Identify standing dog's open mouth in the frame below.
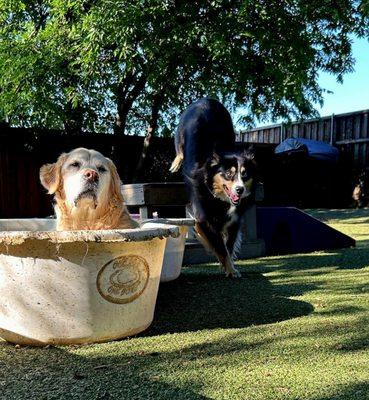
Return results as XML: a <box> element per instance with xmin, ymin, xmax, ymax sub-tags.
<box><xmin>223</xmin><ymin>185</ymin><xmax>240</xmax><ymax>205</ymax></box>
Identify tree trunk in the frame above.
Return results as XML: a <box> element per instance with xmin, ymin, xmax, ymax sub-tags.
<box><xmin>114</xmin><ymin>74</ymin><xmax>146</xmax><ymax>135</ymax></box>
<box><xmin>133</xmin><ymin>94</ymin><xmax>164</xmax><ymax>182</ymax></box>
<box><xmin>113</xmin><ymin>102</ymin><xmax>130</xmax><ymax>135</ymax></box>
<box><xmin>63</xmin><ymin>101</ymin><xmax>84</xmax><ymax>135</ymax></box>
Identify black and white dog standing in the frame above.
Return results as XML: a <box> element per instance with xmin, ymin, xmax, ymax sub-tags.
<box><xmin>170</xmin><ymin>98</ymin><xmax>257</xmax><ymax>277</ymax></box>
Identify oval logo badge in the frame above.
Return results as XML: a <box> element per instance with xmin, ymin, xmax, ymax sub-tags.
<box><xmin>97</xmin><ymin>255</ymin><xmax>150</xmax><ymax>304</ymax></box>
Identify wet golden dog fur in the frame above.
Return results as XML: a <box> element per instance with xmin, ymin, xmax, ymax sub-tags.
<box><xmin>40</xmin><ymin>148</ymin><xmax>138</xmax><ymax>231</ymax></box>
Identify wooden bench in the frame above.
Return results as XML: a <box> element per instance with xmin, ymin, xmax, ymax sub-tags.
<box><xmin>121</xmin><ymin>182</ymin><xmax>188</xmax><ymax>219</ymax></box>
<box><xmin>121</xmin><ymin>182</ymin><xmax>265</xmax><ymax>264</ymax></box>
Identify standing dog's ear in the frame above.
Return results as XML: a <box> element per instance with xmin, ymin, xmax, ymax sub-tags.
<box><xmin>243</xmin><ymin>145</ymin><xmax>262</xmax><ymax>182</ymax></box>
<box><xmin>107</xmin><ymin>158</ymin><xmax>124</xmax><ymax>202</ymax></box>
<box><xmin>242</xmin><ymin>145</ymin><xmax>255</xmax><ymax>161</ymax></box>
<box><xmin>40</xmin><ymin>153</ymin><xmax>67</xmax><ymax>194</ymax></box>
<box><xmin>210</xmin><ymin>152</ymin><xmax>221</xmax><ymax>167</ymax></box>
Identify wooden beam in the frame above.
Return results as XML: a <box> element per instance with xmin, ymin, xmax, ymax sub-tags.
<box><xmin>335</xmin><ymin>138</ymin><xmax>369</xmax><ymax>145</ymax></box>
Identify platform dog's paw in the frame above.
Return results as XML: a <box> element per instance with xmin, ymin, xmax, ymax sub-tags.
<box><xmin>225</xmin><ymin>267</ymin><xmax>242</xmax><ymax>278</ymax></box>
<box><xmin>224</xmin><ymin>259</ymin><xmax>242</xmax><ymax>278</ymax></box>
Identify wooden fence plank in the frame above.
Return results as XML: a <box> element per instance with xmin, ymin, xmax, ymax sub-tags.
<box><xmin>239</xmin><ymin>109</ymin><xmax>369</xmax><ymax>169</ymax></box>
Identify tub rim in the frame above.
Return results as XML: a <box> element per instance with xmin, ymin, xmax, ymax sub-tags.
<box><xmin>142</xmin><ymin>217</ymin><xmax>195</xmax><ymax>226</ymax></box>
<box><xmin>0</xmin><ymin>223</ymin><xmax>179</xmax><ymax>245</ymax></box>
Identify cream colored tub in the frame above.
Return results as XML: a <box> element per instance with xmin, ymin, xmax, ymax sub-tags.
<box><xmin>0</xmin><ymin>219</ymin><xmax>179</xmax><ymax>346</ymax></box>
<box><xmin>143</xmin><ymin>218</ymin><xmax>194</xmax><ymax>282</ymax></box>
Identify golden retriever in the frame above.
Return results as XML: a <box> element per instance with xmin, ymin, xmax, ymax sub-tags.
<box><xmin>40</xmin><ymin>148</ymin><xmax>139</xmax><ymax>230</ymax></box>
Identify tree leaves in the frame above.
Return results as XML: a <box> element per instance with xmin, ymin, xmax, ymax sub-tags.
<box><xmin>0</xmin><ymin>0</ymin><xmax>368</xmax><ymax>133</ymax></box>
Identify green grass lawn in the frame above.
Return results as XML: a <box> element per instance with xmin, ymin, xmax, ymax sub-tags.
<box><xmin>1</xmin><ymin>209</ymin><xmax>369</xmax><ymax>399</ymax></box>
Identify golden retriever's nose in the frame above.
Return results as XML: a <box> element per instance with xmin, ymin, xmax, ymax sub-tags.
<box><xmin>83</xmin><ymin>169</ymin><xmax>99</xmax><ymax>182</ymax></box>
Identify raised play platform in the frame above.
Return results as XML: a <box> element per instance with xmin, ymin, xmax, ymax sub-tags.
<box><xmin>257</xmin><ymin>207</ymin><xmax>355</xmax><ymax>255</ymax></box>
<box><xmin>122</xmin><ymin>183</ymin><xmax>355</xmax><ymax>264</ymax></box>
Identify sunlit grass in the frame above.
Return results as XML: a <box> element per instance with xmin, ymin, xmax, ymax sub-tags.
<box><xmin>1</xmin><ymin>209</ymin><xmax>369</xmax><ymax>399</ymax></box>
<box><xmin>306</xmin><ymin>208</ymin><xmax>369</xmax><ymax>248</ymax></box>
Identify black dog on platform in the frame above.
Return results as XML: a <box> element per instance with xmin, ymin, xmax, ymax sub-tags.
<box><xmin>170</xmin><ymin>98</ymin><xmax>256</xmax><ymax>277</ymax></box>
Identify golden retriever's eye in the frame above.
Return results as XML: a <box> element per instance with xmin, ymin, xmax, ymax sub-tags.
<box><xmin>69</xmin><ymin>161</ymin><xmax>80</xmax><ymax>168</ymax></box>
<box><xmin>97</xmin><ymin>166</ymin><xmax>107</xmax><ymax>173</ymax></box>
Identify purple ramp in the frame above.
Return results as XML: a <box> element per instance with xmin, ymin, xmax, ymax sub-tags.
<box><xmin>257</xmin><ymin>207</ymin><xmax>355</xmax><ymax>255</ymax></box>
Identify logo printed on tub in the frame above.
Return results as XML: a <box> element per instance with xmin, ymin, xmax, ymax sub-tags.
<box><xmin>97</xmin><ymin>255</ymin><xmax>150</xmax><ymax>304</ymax></box>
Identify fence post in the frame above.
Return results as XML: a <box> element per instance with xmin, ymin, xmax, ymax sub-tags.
<box><xmin>330</xmin><ymin>113</ymin><xmax>335</xmax><ymax>145</ymax></box>
<box><xmin>280</xmin><ymin>122</ymin><xmax>284</xmax><ymax>143</ymax></box>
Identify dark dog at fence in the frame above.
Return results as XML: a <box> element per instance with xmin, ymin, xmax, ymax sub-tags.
<box><xmin>352</xmin><ymin>169</ymin><xmax>369</xmax><ymax>208</ymax></box>
<box><xmin>170</xmin><ymin>98</ymin><xmax>256</xmax><ymax>277</ymax></box>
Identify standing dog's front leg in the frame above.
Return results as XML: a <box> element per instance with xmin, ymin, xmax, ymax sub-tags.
<box><xmin>195</xmin><ymin>221</ymin><xmax>241</xmax><ymax>278</ymax></box>
<box><xmin>225</xmin><ymin>221</ymin><xmax>242</xmax><ymax>260</ymax></box>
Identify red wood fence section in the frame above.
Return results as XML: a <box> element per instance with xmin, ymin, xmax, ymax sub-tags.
<box><xmin>0</xmin><ymin>127</ymin><xmax>177</xmax><ymax>218</ymax></box>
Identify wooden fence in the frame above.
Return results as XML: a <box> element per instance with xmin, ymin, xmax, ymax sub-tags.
<box><xmin>237</xmin><ymin>109</ymin><xmax>369</xmax><ymax>167</ymax></box>
<box><xmin>0</xmin><ymin>126</ymin><xmax>178</xmax><ymax>218</ymax></box>
<box><xmin>0</xmin><ymin>117</ymin><xmax>362</xmax><ymax>218</ymax></box>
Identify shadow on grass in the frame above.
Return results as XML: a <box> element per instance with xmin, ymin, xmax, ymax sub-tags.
<box><xmin>333</xmin><ymin>313</ymin><xmax>369</xmax><ymax>353</ymax></box>
<box><xmin>0</xmin><ymin>266</ymin><xmax>315</xmax><ymax>400</ymax></box>
<box><xmin>146</xmin><ymin>271</ymin><xmax>314</xmax><ymax>336</ymax></box>
<box><xmin>314</xmin><ymin>381</ymin><xmax>369</xmax><ymax>400</ymax></box>
<box><xmin>2</xmin><ymin>334</ymin><xmax>369</xmax><ymax>400</ymax></box>
<box><xmin>246</xmin><ymin>246</ymin><xmax>369</xmax><ymax>274</ymax></box>
<box><xmin>0</xmin><ymin>263</ymin><xmax>367</xmax><ymax>400</ymax></box>
<box><xmin>318</xmin><ymin>305</ymin><xmax>366</xmax><ymax>317</ymax></box>
<box><xmin>355</xmin><ymin>239</ymin><xmax>369</xmax><ymax>248</ymax></box>
<box><xmin>305</xmin><ymin>208</ymin><xmax>369</xmax><ymax>223</ymax></box>
<box><xmin>0</xmin><ymin>341</ymin><xmax>211</xmax><ymax>400</ymax></box>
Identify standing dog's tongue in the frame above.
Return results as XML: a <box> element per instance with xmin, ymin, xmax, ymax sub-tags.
<box><xmin>230</xmin><ymin>192</ymin><xmax>240</xmax><ymax>203</ymax></box>
<box><xmin>224</xmin><ymin>186</ymin><xmax>240</xmax><ymax>203</ymax></box>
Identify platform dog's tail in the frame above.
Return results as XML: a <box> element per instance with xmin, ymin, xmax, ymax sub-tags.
<box><xmin>169</xmin><ymin>131</ymin><xmax>184</xmax><ymax>173</ymax></box>
<box><xmin>169</xmin><ymin>153</ymin><xmax>183</xmax><ymax>173</ymax></box>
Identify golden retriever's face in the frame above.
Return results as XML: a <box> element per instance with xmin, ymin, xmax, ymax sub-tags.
<box><xmin>40</xmin><ymin>148</ymin><xmax>121</xmax><ymax>211</ymax></box>
<box><xmin>62</xmin><ymin>148</ymin><xmax>113</xmax><ymax>208</ymax></box>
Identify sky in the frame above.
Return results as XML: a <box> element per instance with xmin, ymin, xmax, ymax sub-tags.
<box><xmin>248</xmin><ymin>36</ymin><xmax>369</xmax><ymax>128</ymax></box>
<box><xmin>317</xmin><ymin>37</ymin><xmax>369</xmax><ymax>117</ymax></box>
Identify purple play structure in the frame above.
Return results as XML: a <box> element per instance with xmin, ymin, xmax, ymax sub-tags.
<box><xmin>257</xmin><ymin>207</ymin><xmax>355</xmax><ymax>255</ymax></box>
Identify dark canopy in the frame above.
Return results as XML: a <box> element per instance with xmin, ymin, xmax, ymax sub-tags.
<box><xmin>275</xmin><ymin>138</ymin><xmax>339</xmax><ymax>162</ymax></box>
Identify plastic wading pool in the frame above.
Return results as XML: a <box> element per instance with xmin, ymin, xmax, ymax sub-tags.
<box><xmin>142</xmin><ymin>218</ymin><xmax>194</xmax><ymax>282</ymax></box>
<box><xmin>0</xmin><ymin>219</ymin><xmax>179</xmax><ymax>346</ymax></box>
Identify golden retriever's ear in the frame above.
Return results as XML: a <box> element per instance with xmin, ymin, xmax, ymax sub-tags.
<box><xmin>107</xmin><ymin>158</ymin><xmax>124</xmax><ymax>201</ymax></box>
<box><xmin>40</xmin><ymin>153</ymin><xmax>67</xmax><ymax>194</ymax></box>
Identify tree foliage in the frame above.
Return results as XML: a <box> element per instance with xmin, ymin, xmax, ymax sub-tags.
<box><xmin>0</xmin><ymin>0</ymin><xmax>368</xmax><ymax>134</ymax></box>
